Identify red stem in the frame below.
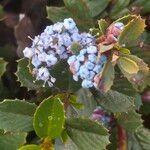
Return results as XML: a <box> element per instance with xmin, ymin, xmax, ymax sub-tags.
<box><xmin>117</xmin><ymin>125</ymin><xmax>127</xmax><ymax>150</ymax></box>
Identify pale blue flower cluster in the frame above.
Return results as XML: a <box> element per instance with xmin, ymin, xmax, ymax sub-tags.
<box><xmin>23</xmin><ymin>18</ymin><xmax>96</xmax><ymax>87</ymax></box>
<box><xmin>67</xmin><ymin>46</ymin><xmax>107</xmax><ymax>88</ymax></box>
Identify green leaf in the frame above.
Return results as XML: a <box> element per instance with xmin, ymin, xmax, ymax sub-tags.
<box><xmin>66</xmin><ymin>118</ymin><xmax>108</xmax><ymax>135</ymax></box>
<box><xmin>98</xmin><ymin>60</ymin><xmax>115</xmax><ymax>93</ymax></box>
<box><xmin>66</xmin><ymin>125</ymin><xmax>110</xmax><ymax>150</ymax></box>
<box><xmin>85</xmin><ymin>0</ymin><xmax>110</xmax><ymax>17</ymax></box>
<box><xmin>114</xmin><ymin>15</ymin><xmax>137</xmax><ymax>25</ymax></box>
<box><xmin>135</xmin><ymin>126</ymin><xmax>150</xmax><ymax>150</ymax></box>
<box><xmin>112</xmin><ymin>72</ymin><xmax>137</xmax><ymax>96</ymax></box>
<box><xmin>110</xmin><ymin>0</ymin><xmax>130</xmax><ymax>19</ymax></box>
<box><xmin>51</xmin><ymin>60</ymin><xmax>80</xmax><ymax>92</ymax></box>
<box><xmin>118</xmin><ymin>56</ymin><xmax>139</xmax><ymax>74</ymax></box>
<box><xmin>0</xmin><ymin>99</ymin><xmax>36</xmax><ymax>132</ymax></box>
<box><xmin>118</xmin><ymin>16</ymin><xmax>145</xmax><ymax>46</ymax></box>
<box><xmin>75</xmin><ymin>88</ymin><xmax>97</xmax><ymax>117</ymax></box>
<box><xmin>63</xmin><ymin>0</ymin><xmax>93</xmax><ymax>30</ymax></box>
<box><xmin>98</xmin><ymin>19</ymin><xmax>109</xmax><ymax>34</ymax></box>
<box><xmin>117</xmin><ymin>111</ymin><xmax>142</xmax><ymax>132</ymax></box>
<box><xmin>0</xmin><ymin>132</ymin><xmax>26</xmax><ymax>150</ymax></box>
<box><xmin>46</xmin><ymin>7</ymin><xmax>71</xmax><ymax>23</ymax></box>
<box><xmin>0</xmin><ymin>58</ymin><xmax>7</xmax><ymax>76</ymax></box>
<box><xmin>18</xmin><ymin>145</ymin><xmax>41</xmax><ymax>150</ymax></box>
<box><xmin>128</xmin><ymin>126</ymin><xmax>150</xmax><ymax>150</ymax></box>
<box><xmin>118</xmin><ymin>55</ymin><xmax>150</xmax><ymax>92</ymax></box>
<box><xmin>33</xmin><ymin>97</ymin><xmax>65</xmax><ymax>139</ymax></box>
<box><xmin>16</xmin><ymin>58</ymin><xmax>45</xmax><ymax>90</ymax></box>
<box><xmin>95</xmin><ymin>90</ymin><xmax>134</xmax><ymax>113</ymax></box>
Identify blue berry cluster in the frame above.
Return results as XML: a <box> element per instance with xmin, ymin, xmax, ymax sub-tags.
<box><xmin>67</xmin><ymin>46</ymin><xmax>107</xmax><ymax>88</ymax></box>
<box><xmin>23</xmin><ymin>18</ymin><xmax>95</xmax><ymax>87</ymax></box>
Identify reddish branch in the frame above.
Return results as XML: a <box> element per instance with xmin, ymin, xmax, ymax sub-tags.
<box><xmin>117</xmin><ymin>125</ymin><xmax>127</xmax><ymax>150</ymax></box>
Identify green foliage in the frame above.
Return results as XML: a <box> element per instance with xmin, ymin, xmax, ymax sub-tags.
<box><xmin>51</xmin><ymin>61</ymin><xmax>80</xmax><ymax>92</ymax></box>
<box><xmin>66</xmin><ymin>118</ymin><xmax>108</xmax><ymax>135</ymax></box>
<box><xmin>98</xmin><ymin>60</ymin><xmax>115</xmax><ymax>93</ymax></box>
<box><xmin>117</xmin><ymin>110</ymin><xmax>142</xmax><ymax>132</ymax></box>
<box><xmin>75</xmin><ymin>88</ymin><xmax>96</xmax><ymax>117</ymax></box>
<box><xmin>66</xmin><ymin>118</ymin><xmax>110</xmax><ymax>150</ymax></box>
<box><xmin>18</xmin><ymin>145</ymin><xmax>41</xmax><ymax>150</ymax></box>
<box><xmin>0</xmin><ymin>132</ymin><xmax>27</xmax><ymax>150</ymax></box>
<box><xmin>95</xmin><ymin>90</ymin><xmax>134</xmax><ymax>112</ymax></box>
<box><xmin>110</xmin><ymin>0</ymin><xmax>130</xmax><ymax>19</ymax></box>
<box><xmin>118</xmin><ymin>55</ymin><xmax>149</xmax><ymax>92</ymax></box>
<box><xmin>16</xmin><ymin>59</ymin><xmax>45</xmax><ymax>90</ymax></box>
<box><xmin>118</xmin><ymin>16</ymin><xmax>145</xmax><ymax>46</ymax></box>
<box><xmin>128</xmin><ymin>126</ymin><xmax>150</xmax><ymax>150</ymax></box>
<box><xmin>85</xmin><ymin>0</ymin><xmax>110</xmax><ymax>17</ymax></box>
<box><xmin>118</xmin><ymin>56</ymin><xmax>139</xmax><ymax>74</ymax></box>
<box><xmin>98</xmin><ymin>19</ymin><xmax>109</xmax><ymax>34</ymax></box>
<box><xmin>33</xmin><ymin>97</ymin><xmax>65</xmax><ymax>139</ymax></box>
<box><xmin>0</xmin><ymin>1</ymin><xmax>150</xmax><ymax>149</ymax></box>
<box><xmin>47</xmin><ymin>7</ymin><xmax>70</xmax><ymax>23</ymax></box>
<box><xmin>0</xmin><ymin>99</ymin><xmax>36</xmax><ymax>132</ymax></box>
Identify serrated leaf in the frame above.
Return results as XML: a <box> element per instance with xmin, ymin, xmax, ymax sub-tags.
<box><xmin>118</xmin><ymin>55</ymin><xmax>150</xmax><ymax>91</ymax></box>
<box><xmin>0</xmin><ymin>99</ymin><xmax>36</xmax><ymax>132</ymax></box>
<box><xmin>135</xmin><ymin>126</ymin><xmax>150</xmax><ymax>150</ymax></box>
<box><xmin>112</xmin><ymin>72</ymin><xmax>137</xmax><ymax>96</ymax></box>
<box><xmin>33</xmin><ymin>97</ymin><xmax>65</xmax><ymax>139</ymax></box>
<box><xmin>0</xmin><ymin>132</ymin><xmax>26</xmax><ymax>150</ymax></box>
<box><xmin>18</xmin><ymin>145</ymin><xmax>41</xmax><ymax>150</ymax></box>
<box><xmin>118</xmin><ymin>16</ymin><xmax>145</xmax><ymax>46</ymax></box>
<box><xmin>98</xmin><ymin>60</ymin><xmax>115</xmax><ymax>93</ymax></box>
<box><xmin>16</xmin><ymin>58</ymin><xmax>45</xmax><ymax>90</ymax></box>
<box><xmin>118</xmin><ymin>56</ymin><xmax>139</xmax><ymax>74</ymax></box>
<box><xmin>75</xmin><ymin>88</ymin><xmax>97</xmax><ymax>117</ymax></box>
<box><xmin>98</xmin><ymin>19</ymin><xmax>109</xmax><ymax>34</ymax></box>
<box><xmin>85</xmin><ymin>0</ymin><xmax>110</xmax><ymax>17</ymax></box>
<box><xmin>114</xmin><ymin>15</ymin><xmax>137</xmax><ymax>25</ymax></box>
<box><xmin>0</xmin><ymin>58</ymin><xmax>7</xmax><ymax>76</ymax></box>
<box><xmin>66</xmin><ymin>127</ymin><xmax>110</xmax><ymax>150</ymax></box>
<box><xmin>128</xmin><ymin>126</ymin><xmax>150</xmax><ymax>150</ymax></box>
<box><xmin>47</xmin><ymin>7</ymin><xmax>71</xmax><ymax>23</ymax></box>
<box><xmin>66</xmin><ymin>118</ymin><xmax>108</xmax><ymax>135</ymax></box>
<box><xmin>117</xmin><ymin>111</ymin><xmax>142</xmax><ymax>132</ymax></box>
<box><xmin>63</xmin><ymin>0</ymin><xmax>93</xmax><ymax>30</ymax></box>
<box><xmin>95</xmin><ymin>90</ymin><xmax>134</xmax><ymax>113</ymax></box>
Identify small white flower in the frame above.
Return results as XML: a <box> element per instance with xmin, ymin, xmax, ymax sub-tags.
<box><xmin>38</xmin><ymin>52</ymin><xmax>47</xmax><ymax>62</ymax></box>
<box><xmin>63</xmin><ymin>18</ymin><xmax>76</xmax><ymax>30</ymax></box>
<box><xmin>31</xmin><ymin>55</ymin><xmax>41</xmax><ymax>68</ymax></box>
<box><xmin>37</xmin><ymin>67</ymin><xmax>50</xmax><ymax>81</ymax></box>
<box><xmin>53</xmin><ymin>22</ymin><xmax>64</xmax><ymax>33</ymax></box>
<box><xmin>87</xmin><ymin>46</ymin><xmax>97</xmax><ymax>54</ymax></box>
<box><xmin>44</xmin><ymin>25</ymin><xmax>53</xmax><ymax>35</ymax></box>
<box><xmin>23</xmin><ymin>47</ymin><xmax>34</xmax><ymax>58</ymax></box>
<box><xmin>46</xmin><ymin>54</ymin><xmax>58</xmax><ymax>66</ymax></box>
